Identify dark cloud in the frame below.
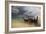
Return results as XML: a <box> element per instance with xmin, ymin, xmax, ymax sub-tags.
<box><xmin>11</xmin><ymin>6</ymin><xmax>41</xmax><ymax>19</ymax></box>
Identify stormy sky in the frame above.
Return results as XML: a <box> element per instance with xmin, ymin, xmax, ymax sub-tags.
<box><xmin>11</xmin><ymin>6</ymin><xmax>41</xmax><ymax>19</ymax></box>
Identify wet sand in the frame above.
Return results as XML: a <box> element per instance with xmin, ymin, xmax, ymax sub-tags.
<box><xmin>11</xmin><ymin>19</ymin><xmax>40</xmax><ymax>28</ymax></box>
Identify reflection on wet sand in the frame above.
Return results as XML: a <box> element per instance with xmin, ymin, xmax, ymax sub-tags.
<box><xmin>11</xmin><ymin>17</ymin><xmax>40</xmax><ymax>28</ymax></box>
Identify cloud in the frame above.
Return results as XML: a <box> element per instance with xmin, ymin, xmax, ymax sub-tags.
<box><xmin>23</xmin><ymin>6</ymin><xmax>41</xmax><ymax>17</ymax></box>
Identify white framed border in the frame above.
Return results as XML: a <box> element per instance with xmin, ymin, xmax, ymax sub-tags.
<box><xmin>9</xmin><ymin>3</ymin><xmax>43</xmax><ymax>32</ymax></box>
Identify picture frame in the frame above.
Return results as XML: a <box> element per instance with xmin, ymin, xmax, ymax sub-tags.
<box><xmin>5</xmin><ymin>1</ymin><xmax>45</xmax><ymax>34</ymax></box>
